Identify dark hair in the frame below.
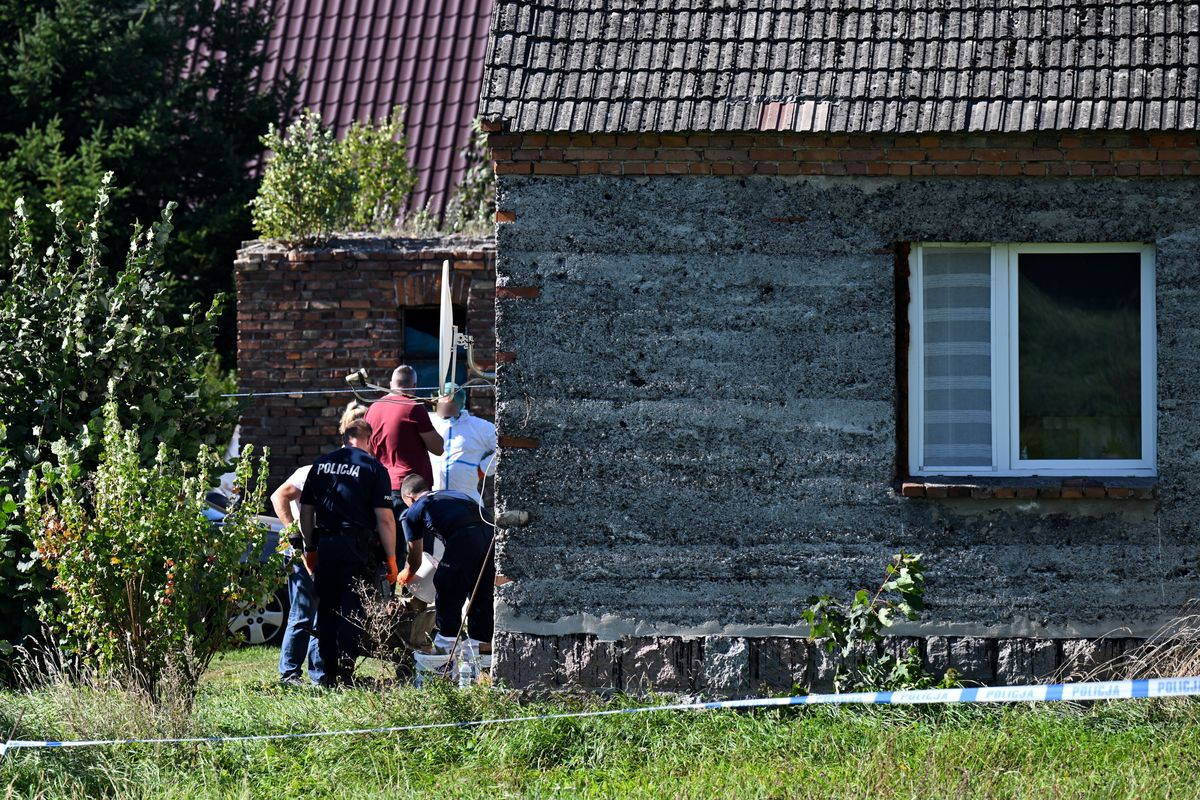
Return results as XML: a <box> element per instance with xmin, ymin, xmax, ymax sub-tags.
<box><xmin>342</xmin><ymin>418</ymin><xmax>373</xmax><ymax>443</ymax></box>
<box><xmin>401</xmin><ymin>473</ymin><xmax>429</xmax><ymax>497</ymax></box>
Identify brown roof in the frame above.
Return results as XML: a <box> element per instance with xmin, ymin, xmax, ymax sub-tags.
<box><xmin>260</xmin><ymin>0</ymin><xmax>494</xmax><ymax>216</ymax></box>
<box><xmin>482</xmin><ymin>0</ymin><xmax>1200</xmax><ymax>134</ymax></box>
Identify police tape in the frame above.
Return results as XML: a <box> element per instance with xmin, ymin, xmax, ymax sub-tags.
<box><xmin>4</xmin><ymin>675</ymin><xmax>1200</xmax><ymax>759</ymax></box>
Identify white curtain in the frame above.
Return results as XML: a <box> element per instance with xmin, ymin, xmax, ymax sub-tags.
<box><xmin>922</xmin><ymin>249</ymin><xmax>993</xmax><ymax>468</ymax></box>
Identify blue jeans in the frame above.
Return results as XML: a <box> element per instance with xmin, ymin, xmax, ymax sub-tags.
<box><xmin>279</xmin><ymin>559</ymin><xmax>324</xmax><ymax>684</ymax></box>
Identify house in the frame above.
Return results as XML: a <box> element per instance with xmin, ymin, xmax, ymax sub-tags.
<box><xmin>481</xmin><ymin>0</ymin><xmax>1200</xmax><ymax>693</ymax></box>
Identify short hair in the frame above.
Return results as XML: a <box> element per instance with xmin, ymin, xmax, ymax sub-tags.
<box><xmin>342</xmin><ymin>418</ymin><xmax>373</xmax><ymax>443</ymax></box>
<box><xmin>400</xmin><ymin>473</ymin><xmax>429</xmax><ymax>497</ymax></box>
<box><xmin>338</xmin><ymin>401</ymin><xmax>367</xmax><ymax>434</ymax></box>
<box><xmin>390</xmin><ymin>365</ymin><xmax>417</xmax><ymax>390</ymax></box>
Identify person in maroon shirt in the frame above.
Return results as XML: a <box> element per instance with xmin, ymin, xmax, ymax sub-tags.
<box><xmin>365</xmin><ymin>365</ymin><xmax>444</xmax><ymax>530</ymax></box>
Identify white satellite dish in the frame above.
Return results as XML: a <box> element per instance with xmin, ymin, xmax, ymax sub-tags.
<box><xmin>438</xmin><ymin>259</ymin><xmax>455</xmax><ymax>394</ymax></box>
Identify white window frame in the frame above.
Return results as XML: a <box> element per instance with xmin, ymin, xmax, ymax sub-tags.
<box><xmin>908</xmin><ymin>242</ymin><xmax>1156</xmax><ymax>478</ymax></box>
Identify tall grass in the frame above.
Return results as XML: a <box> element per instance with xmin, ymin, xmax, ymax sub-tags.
<box><xmin>4</xmin><ymin>648</ymin><xmax>1200</xmax><ymax>799</ymax></box>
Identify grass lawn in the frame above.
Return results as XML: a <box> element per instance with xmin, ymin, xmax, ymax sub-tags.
<box><xmin>3</xmin><ymin>646</ymin><xmax>1200</xmax><ymax>798</ymax></box>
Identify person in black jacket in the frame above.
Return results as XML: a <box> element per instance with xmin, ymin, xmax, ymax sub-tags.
<box><xmin>298</xmin><ymin>418</ymin><xmax>400</xmax><ymax>685</ymax></box>
<box><xmin>398</xmin><ymin>473</ymin><xmax>495</xmax><ymax>649</ymax></box>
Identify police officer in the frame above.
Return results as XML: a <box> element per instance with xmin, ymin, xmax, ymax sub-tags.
<box><xmin>298</xmin><ymin>417</ymin><xmax>400</xmax><ymax>685</ymax></box>
<box><xmin>398</xmin><ymin>473</ymin><xmax>495</xmax><ymax>651</ymax></box>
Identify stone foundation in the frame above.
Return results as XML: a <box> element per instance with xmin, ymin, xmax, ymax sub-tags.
<box><xmin>494</xmin><ymin>632</ymin><xmax>1144</xmax><ymax>696</ymax></box>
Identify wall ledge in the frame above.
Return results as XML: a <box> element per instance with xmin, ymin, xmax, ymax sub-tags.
<box><xmin>897</xmin><ymin>476</ymin><xmax>1159</xmax><ymax>500</ymax></box>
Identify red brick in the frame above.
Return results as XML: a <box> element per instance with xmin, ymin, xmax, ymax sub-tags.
<box><xmin>1113</xmin><ymin>148</ymin><xmax>1158</xmax><ymax>161</ymax></box>
<box><xmin>494</xmin><ymin>161</ymin><xmax>531</xmax><ymax>175</ymax></box>
<box><xmin>495</xmin><ymin>210</ymin><xmax>517</xmax><ymax>223</ymax></box>
<box><xmin>924</xmin><ymin>148</ymin><xmax>972</xmax><ymax>161</ymax></box>
<box><xmin>793</xmin><ymin>148</ymin><xmax>841</xmax><ymax>161</ymax></box>
<box><xmin>560</xmin><ymin>148</ymin><xmax>610</xmax><ymax>160</ymax></box>
<box><xmin>532</xmin><ymin>162</ymin><xmax>578</xmax><ymax>175</ymax></box>
<box><xmin>498</xmin><ymin>435</ymin><xmax>540</xmax><ymax>450</ymax></box>
<box><xmin>657</xmin><ymin>148</ymin><xmax>701</xmax><ymax>161</ymax></box>
<box><xmin>495</xmin><ymin>351</ymin><xmax>517</xmax><ymax>364</ymax></box>
<box><xmin>839</xmin><ymin>149</ymin><xmax>885</xmax><ymax>161</ymax></box>
<box><xmin>496</xmin><ymin>285</ymin><xmax>540</xmax><ymax>300</ymax></box>
<box><xmin>749</xmin><ymin>148</ymin><xmax>794</xmax><ymax>160</ymax></box>
<box><xmin>1063</xmin><ymin>148</ymin><xmax>1111</xmax><ymax>161</ymax></box>
<box><xmin>900</xmin><ymin>482</ymin><xmax>926</xmax><ymax>498</ymax></box>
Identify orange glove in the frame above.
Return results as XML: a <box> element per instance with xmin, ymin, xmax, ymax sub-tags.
<box><xmin>385</xmin><ymin>556</ymin><xmax>400</xmax><ymax>586</ymax></box>
<box><xmin>303</xmin><ymin>550</ymin><xmax>318</xmax><ymax>575</ymax></box>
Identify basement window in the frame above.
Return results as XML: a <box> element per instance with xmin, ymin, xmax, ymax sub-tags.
<box><xmin>907</xmin><ymin>243</ymin><xmax>1156</xmax><ymax>477</ymax></box>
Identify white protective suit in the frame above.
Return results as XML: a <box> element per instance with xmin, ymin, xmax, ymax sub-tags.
<box><xmin>429</xmin><ymin>409</ymin><xmax>497</xmax><ymax>504</ymax></box>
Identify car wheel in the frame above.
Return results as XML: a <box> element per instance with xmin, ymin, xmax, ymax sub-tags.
<box><xmin>229</xmin><ymin>588</ymin><xmax>289</xmax><ymax>646</ymax></box>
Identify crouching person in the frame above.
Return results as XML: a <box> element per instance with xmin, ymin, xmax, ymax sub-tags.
<box><xmin>398</xmin><ymin>474</ymin><xmax>495</xmax><ymax>655</ymax></box>
<box><xmin>298</xmin><ymin>418</ymin><xmax>400</xmax><ymax>686</ymax></box>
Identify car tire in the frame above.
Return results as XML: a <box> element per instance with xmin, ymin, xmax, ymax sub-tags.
<box><xmin>229</xmin><ymin>587</ymin><xmax>290</xmax><ymax>647</ymax></box>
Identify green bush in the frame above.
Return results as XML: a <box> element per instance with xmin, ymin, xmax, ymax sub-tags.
<box><xmin>442</xmin><ymin>118</ymin><xmax>496</xmax><ymax>236</ymax></box>
<box><xmin>26</xmin><ymin>403</ymin><xmax>280</xmax><ymax>701</ymax></box>
<box><xmin>251</xmin><ymin>108</ymin><xmax>417</xmax><ymax>241</ymax></box>
<box><xmin>0</xmin><ymin>174</ymin><xmax>236</xmax><ymax>658</ymax></box>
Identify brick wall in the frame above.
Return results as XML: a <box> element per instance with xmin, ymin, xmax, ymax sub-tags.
<box><xmin>235</xmin><ymin>237</ymin><xmax>495</xmax><ymax>488</ymax></box>
<box><xmin>488</xmin><ymin>130</ymin><xmax>1200</xmax><ymax>177</ymax></box>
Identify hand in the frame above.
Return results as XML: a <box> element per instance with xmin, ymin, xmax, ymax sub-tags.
<box><xmin>303</xmin><ymin>550</ymin><xmax>318</xmax><ymax>575</ymax></box>
<box><xmin>397</xmin><ymin>565</ymin><xmax>415</xmax><ymax>586</ymax></box>
<box><xmin>385</xmin><ymin>556</ymin><xmax>400</xmax><ymax>586</ymax></box>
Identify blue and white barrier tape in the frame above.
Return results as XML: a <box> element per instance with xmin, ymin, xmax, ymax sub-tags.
<box><xmin>4</xmin><ymin>676</ymin><xmax>1199</xmax><ymax>759</ymax></box>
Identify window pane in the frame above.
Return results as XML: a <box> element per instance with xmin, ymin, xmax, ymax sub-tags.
<box><xmin>922</xmin><ymin>249</ymin><xmax>993</xmax><ymax>467</ymax></box>
<box><xmin>1017</xmin><ymin>252</ymin><xmax>1141</xmax><ymax>461</ymax></box>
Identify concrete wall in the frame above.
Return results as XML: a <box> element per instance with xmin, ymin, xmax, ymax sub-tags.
<box><xmin>492</xmin><ymin>173</ymin><xmax>1200</xmax><ymax>686</ymax></box>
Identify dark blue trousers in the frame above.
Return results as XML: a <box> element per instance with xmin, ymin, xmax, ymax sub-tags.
<box><xmin>434</xmin><ymin>523</ymin><xmax>495</xmax><ymax>642</ymax></box>
<box><xmin>313</xmin><ymin>532</ymin><xmax>376</xmax><ymax>685</ymax></box>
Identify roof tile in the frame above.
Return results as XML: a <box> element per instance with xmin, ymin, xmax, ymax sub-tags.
<box><xmin>263</xmin><ymin>0</ymin><xmax>493</xmax><ymax>215</ymax></box>
<box><xmin>483</xmin><ymin>0</ymin><xmax>1200</xmax><ymax>133</ymax></box>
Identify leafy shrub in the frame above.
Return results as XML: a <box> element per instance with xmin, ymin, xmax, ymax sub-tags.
<box><xmin>251</xmin><ymin>108</ymin><xmax>417</xmax><ymax>241</ymax></box>
<box><xmin>342</xmin><ymin>107</ymin><xmax>418</xmax><ymax>230</ymax></box>
<box><xmin>26</xmin><ymin>403</ymin><xmax>280</xmax><ymax>701</ymax></box>
<box><xmin>0</xmin><ymin>174</ymin><xmax>236</xmax><ymax>658</ymax></box>
<box><xmin>441</xmin><ymin>119</ymin><xmax>496</xmax><ymax>236</ymax></box>
<box><xmin>805</xmin><ymin>552</ymin><xmax>950</xmax><ymax>692</ymax></box>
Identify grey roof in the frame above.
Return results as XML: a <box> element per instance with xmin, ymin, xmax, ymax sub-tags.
<box><xmin>481</xmin><ymin>0</ymin><xmax>1200</xmax><ymax>133</ymax></box>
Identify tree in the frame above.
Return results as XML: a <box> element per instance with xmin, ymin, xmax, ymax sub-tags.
<box><xmin>0</xmin><ymin>174</ymin><xmax>237</xmax><ymax>658</ymax></box>
<box><xmin>0</xmin><ymin>0</ymin><xmax>294</xmax><ymax>354</ymax></box>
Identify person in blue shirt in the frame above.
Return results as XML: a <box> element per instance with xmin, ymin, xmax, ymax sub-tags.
<box><xmin>299</xmin><ymin>418</ymin><xmax>400</xmax><ymax>685</ymax></box>
<box><xmin>398</xmin><ymin>473</ymin><xmax>495</xmax><ymax>649</ymax></box>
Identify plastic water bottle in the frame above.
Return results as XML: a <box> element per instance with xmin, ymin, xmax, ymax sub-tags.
<box><xmin>457</xmin><ymin>640</ymin><xmax>477</xmax><ymax>688</ymax></box>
